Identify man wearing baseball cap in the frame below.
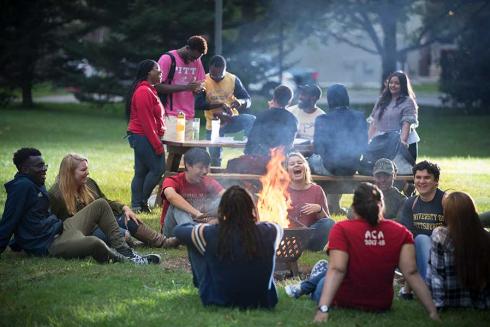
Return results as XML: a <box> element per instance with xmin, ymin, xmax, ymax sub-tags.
<box><xmin>287</xmin><ymin>84</ymin><xmax>325</xmax><ymax>140</ymax></box>
<box><xmin>372</xmin><ymin>158</ymin><xmax>407</xmax><ymax>219</ymax></box>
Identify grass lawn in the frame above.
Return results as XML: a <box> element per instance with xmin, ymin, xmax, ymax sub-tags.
<box><xmin>1</xmin><ymin>103</ymin><xmax>489</xmax><ymax>326</ymax></box>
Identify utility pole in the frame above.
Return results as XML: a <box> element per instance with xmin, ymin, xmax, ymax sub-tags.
<box><xmin>215</xmin><ymin>0</ymin><xmax>223</xmax><ymax>55</ymax></box>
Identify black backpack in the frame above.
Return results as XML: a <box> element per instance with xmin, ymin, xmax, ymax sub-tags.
<box><xmin>158</xmin><ymin>52</ymin><xmax>176</xmax><ymax>111</ymax></box>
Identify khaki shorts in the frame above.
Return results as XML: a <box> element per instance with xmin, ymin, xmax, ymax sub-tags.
<box><xmin>163</xmin><ymin>115</ymin><xmax>194</xmax><ymax>141</ymax></box>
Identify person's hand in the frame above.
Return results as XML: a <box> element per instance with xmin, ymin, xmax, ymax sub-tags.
<box><xmin>400</xmin><ymin>139</ymin><xmax>409</xmax><ymax>147</ymax></box>
<box><xmin>429</xmin><ymin>311</ymin><xmax>441</xmax><ymax>322</ymax></box>
<box><xmin>313</xmin><ymin>311</ymin><xmax>328</xmax><ymax>323</ymax></box>
<box><xmin>221</xmin><ymin>103</ymin><xmax>233</xmax><ymax>116</ymax></box>
<box><xmin>187</xmin><ymin>81</ymin><xmax>204</xmax><ymax>93</ymax></box>
<box><xmin>216</xmin><ymin>112</ymin><xmax>232</xmax><ymax>124</ymax></box>
<box><xmin>230</xmin><ymin>99</ymin><xmax>241</xmax><ymax>109</ymax></box>
<box><xmin>301</xmin><ymin>203</ymin><xmax>322</xmax><ymax>215</ymax></box>
<box><xmin>123</xmin><ymin>206</ymin><xmax>142</xmax><ymax>225</ymax></box>
<box><xmin>193</xmin><ymin>212</ymin><xmax>210</xmax><ymax>223</ymax></box>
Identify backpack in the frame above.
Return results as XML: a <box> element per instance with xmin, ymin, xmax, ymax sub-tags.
<box><xmin>158</xmin><ymin>52</ymin><xmax>176</xmax><ymax>111</ymax></box>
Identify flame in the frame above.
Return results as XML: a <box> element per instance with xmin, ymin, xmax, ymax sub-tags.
<box><xmin>257</xmin><ymin>147</ymin><xmax>291</xmax><ymax>228</ymax></box>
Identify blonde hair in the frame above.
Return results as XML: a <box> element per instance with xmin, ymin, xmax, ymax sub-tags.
<box><xmin>56</xmin><ymin>153</ymin><xmax>95</xmax><ymax>215</ymax></box>
<box><xmin>286</xmin><ymin>152</ymin><xmax>312</xmax><ymax>185</ymax></box>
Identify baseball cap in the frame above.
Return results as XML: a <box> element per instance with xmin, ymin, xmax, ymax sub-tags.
<box><xmin>299</xmin><ymin>84</ymin><xmax>322</xmax><ymax>99</ymax></box>
<box><xmin>373</xmin><ymin>158</ymin><xmax>396</xmax><ymax>175</ymax></box>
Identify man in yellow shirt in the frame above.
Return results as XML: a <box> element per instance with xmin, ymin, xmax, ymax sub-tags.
<box><xmin>195</xmin><ymin>55</ymin><xmax>255</xmax><ymax>166</ymax></box>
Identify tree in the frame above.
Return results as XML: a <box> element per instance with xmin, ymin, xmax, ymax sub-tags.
<box><xmin>0</xmin><ymin>0</ymin><xmax>91</xmax><ymax>106</ymax></box>
<box><xmin>60</xmin><ymin>0</ymin><xmax>217</xmax><ymax>104</ymax></box>
<box><xmin>440</xmin><ymin>3</ymin><xmax>490</xmax><ymax>110</ymax></box>
<box><xmin>306</xmin><ymin>0</ymin><xmax>487</xmax><ymax>87</ymax></box>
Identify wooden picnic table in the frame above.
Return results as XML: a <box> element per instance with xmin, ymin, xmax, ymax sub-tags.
<box><xmin>163</xmin><ymin>139</ymin><xmax>312</xmax><ymax>172</ymax></box>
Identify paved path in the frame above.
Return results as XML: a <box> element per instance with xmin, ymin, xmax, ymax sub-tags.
<box><xmin>35</xmin><ymin>91</ymin><xmax>444</xmax><ymax>107</ymax></box>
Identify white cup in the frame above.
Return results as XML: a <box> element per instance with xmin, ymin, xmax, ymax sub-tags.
<box><xmin>211</xmin><ymin>119</ymin><xmax>220</xmax><ymax>142</ymax></box>
<box><xmin>192</xmin><ymin>118</ymin><xmax>200</xmax><ymax>140</ymax></box>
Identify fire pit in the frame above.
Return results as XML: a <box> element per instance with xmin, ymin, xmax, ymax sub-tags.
<box><xmin>275</xmin><ymin>227</ymin><xmax>313</xmax><ymax>277</ymax></box>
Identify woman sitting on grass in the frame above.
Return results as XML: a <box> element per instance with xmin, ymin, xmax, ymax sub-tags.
<box><xmin>286</xmin><ymin>152</ymin><xmax>335</xmax><ymax>251</ymax></box>
<box><xmin>427</xmin><ymin>191</ymin><xmax>490</xmax><ymax>309</ymax></box>
<box><xmin>285</xmin><ymin>183</ymin><xmax>439</xmax><ymax>323</ymax></box>
<box><xmin>174</xmin><ymin>185</ymin><xmax>283</xmax><ymax>309</ymax></box>
<box><xmin>49</xmin><ymin>153</ymin><xmax>177</xmax><ymax>249</ymax></box>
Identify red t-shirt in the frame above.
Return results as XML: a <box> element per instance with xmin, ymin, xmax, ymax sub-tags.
<box><xmin>287</xmin><ymin>184</ymin><xmax>328</xmax><ymax>227</ymax></box>
<box><xmin>160</xmin><ymin>172</ymin><xmax>224</xmax><ymax>226</ymax></box>
<box><xmin>328</xmin><ymin>218</ymin><xmax>414</xmax><ymax>311</ymax></box>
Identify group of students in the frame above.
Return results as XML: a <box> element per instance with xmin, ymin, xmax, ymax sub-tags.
<box><xmin>2</xmin><ymin>146</ymin><xmax>489</xmax><ymax>323</ymax></box>
<box><xmin>2</xmin><ymin>34</ymin><xmax>489</xmax><ymax>322</ymax></box>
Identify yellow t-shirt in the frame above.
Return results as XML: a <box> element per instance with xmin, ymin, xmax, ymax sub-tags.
<box><xmin>203</xmin><ymin>72</ymin><xmax>237</xmax><ymax>130</ymax></box>
<box><xmin>287</xmin><ymin>105</ymin><xmax>325</xmax><ymax>139</ymax></box>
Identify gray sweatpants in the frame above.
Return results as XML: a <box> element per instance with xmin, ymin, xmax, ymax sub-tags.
<box><xmin>48</xmin><ymin>198</ymin><xmax>125</xmax><ymax>262</ymax></box>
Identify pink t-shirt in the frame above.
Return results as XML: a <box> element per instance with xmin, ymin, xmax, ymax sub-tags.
<box><xmin>160</xmin><ymin>172</ymin><xmax>224</xmax><ymax>226</ymax></box>
<box><xmin>287</xmin><ymin>184</ymin><xmax>328</xmax><ymax>227</ymax></box>
<box><xmin>328</xmin><ymin>218</ymin><xmax>414</xmax><ymax>311</ymax></box>
<box><xmin>158</xmin><ymin>50</ymin><xmax>205</xmax><ymax>119</ymax></box>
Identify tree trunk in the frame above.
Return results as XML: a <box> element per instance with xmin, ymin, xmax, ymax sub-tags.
<box><xmin>379</xmin><ymin>4</ymin><xmax>398</xmax><ymax>89</ymax></box>
<box><xmin>21</xmin><ymin>80</ymin><xmax>33</xmax><ymax>107</ymax></box>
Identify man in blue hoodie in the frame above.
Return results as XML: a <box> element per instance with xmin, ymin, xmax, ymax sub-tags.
<box><xmin>0</xmin><ymin>148</ymin><xmax>160</xmax><ymax>264</ymax></box>
<box><xmin>309</xmin><ymin>84</ymin><xmax>368</xmax><ymax>213</ymax></box>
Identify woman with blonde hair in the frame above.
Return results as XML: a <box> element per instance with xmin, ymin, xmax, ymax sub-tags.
<box><xmin>49</xmin><ymin>153</ymin><xmax>177</xmax><ymax>248</ymax></box>
<box><xmin>285</xmin><ymin>152</ymin><xmax>335</xmax><ymax>251</ymax></box>
<box><xmin>427</xmin><ymin>191</ymin><xmax>490</xmax><ymax>309</ymax></box>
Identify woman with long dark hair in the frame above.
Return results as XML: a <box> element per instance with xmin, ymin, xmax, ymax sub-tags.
<box><xmin>285</xmin><ymin>183</ymin><xmax>439</xmax><ymax>323</ymax></box>
<box><xmin>368</xmin><ymin>71</ymin><xmax>419</xmax><ymax>161</ymax></box>
<box><xmin>126</xmin><ymin>59</ymin><xmax>165</xmax><ymax>212</ymax></box>
<box><xmin>427</xmin><ymin>192</ymin><xmax>490</xmax><ymax>309</ymax></box>
<box><xmin>174</xmin><ymin>185</ymin><xmax>283</xmax><ymax>309</ymax></box>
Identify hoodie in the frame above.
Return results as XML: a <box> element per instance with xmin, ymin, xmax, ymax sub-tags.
<box><xmin>313</xmin><ymin>84</ymin><xmax>368</xmax><ymax>175</ymax></box>
<box><xmin>0</xmin><ymin>174</ymin><xmax>62</xmax><ymax>256</ymax></box>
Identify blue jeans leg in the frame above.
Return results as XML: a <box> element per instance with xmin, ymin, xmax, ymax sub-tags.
<box><xmin>163</xmin><ymin>205</ymin><xmax>195</xmax><ymax>237</ymax></box>
<box><xmin>414</xmin><ymin>234</ymin><xmax>431</xmax><ymax>281</ymax></box>
<box><xmin>188</xmin><ymin>247</ymin><xmax>206</xmax><ymax>288</ymax></box>
<box><xmin>206</xmin><ymin>130</ymin><xmax>222</xmax><ymax>166</ymax></box>
<box><xmin>298</xmin><ymin>262</ymin><xmax>328</xmax><ymax>296</ymax></box>
<box><xmin>128</xmin><ymin>134</ymin><xmax>165</xmax><ymax>209</ymax></box>
<box><xmin>307</xmin><ymin>154</ymin><xmax>332</xmax><ymax>176</ymax></box>
<box><xmin>308</xmin><ymin>218</ymin><xmax>336</xmax><ymax>251</ymax></box>
<box><xmin>312</xmin><ymin>276</ymin><xmax>327</xmax><ymax>303</ymax></box>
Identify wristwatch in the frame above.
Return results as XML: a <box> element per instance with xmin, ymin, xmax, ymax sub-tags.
<box><xmin>318</xmin><ymin>305</ymin><xmax>329</xmax><ymax>313</ymax></box>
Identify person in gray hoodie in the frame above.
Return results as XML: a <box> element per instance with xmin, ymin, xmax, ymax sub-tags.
<box><xmin>308</xmin><ymin>84</ymin><xmax>368</xmax><ymax>214</ymax></box>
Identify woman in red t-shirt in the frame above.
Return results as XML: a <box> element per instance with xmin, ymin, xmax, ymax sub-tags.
<box><xmin>126</xmin><ymin>59</ymin><xmax>166</xmax><ymax>213</ymax></box>
<box><xmin>286</xmin><ymin>152</ymin><xmax>334</xmax><ymax>251</ymax></box>
<box><xmin>285</xmin><ymin>183</ymin><xmax>439</xmax><ymax>323</ymax></box>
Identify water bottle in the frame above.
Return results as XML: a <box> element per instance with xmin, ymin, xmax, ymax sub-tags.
<box><xmin>176</xmin><ymin>112</ymin><xmax>185</xmax><ymax>142</ymax></box>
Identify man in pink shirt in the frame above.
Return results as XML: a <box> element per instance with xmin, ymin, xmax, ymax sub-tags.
<box><xmin>155</xmin><ymin>36</ymin><xmax>207</xmax><ymax>140</ymax></box>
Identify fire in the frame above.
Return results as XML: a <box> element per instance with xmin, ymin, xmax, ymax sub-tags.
<box><xmin>257</xmin><ymin>147</ymin><xmax>291</xmax><ymax>228</ymax></box>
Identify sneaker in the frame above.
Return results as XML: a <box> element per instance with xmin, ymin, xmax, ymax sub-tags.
<box><xmin>116</xmin><ymin>246</ymin><xmax>161</xmax><ymax>265</ymax></box>
<box><xmin>285</xmin><ymin>284</ymin><xmax>302</xmax><ymax>298</ymax></box>
<box><xmin>398</xmin><ymin>286</ymin><xmax>414</xmax><ymax>300</ymax></box>
<box><xmin>310</xmin><ymin>260</ymin><xmax>328</xmax><ymax>279</ymax></box>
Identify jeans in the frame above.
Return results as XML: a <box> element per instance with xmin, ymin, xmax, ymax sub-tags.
<box><xmin>307</xmin><ymin>218</ymin><xmax>335</xmax><ymax>251</ymax></box>
<box><xmin>92</xmin><ymin>214</ymin><xmax>139</xmax><ymax>245</ymax></box>
<box><xmin>295</xmin><ymin>260</ymin><xmax>328</xmax><ymax>303</ymax></box>
<box><xmin>128</xmin><ymin>133</ymin><xmax>165</xmax><ymax>209</ymax></box>
<box><xmin>307</xmin><ymin>154</ymin><xmax>332</xmax><ymax>176</ymax></box>
<box><xmin>414</xmin><ymin>234</ymin><xmax>431</xmax><ymax>281</ymax></box>
<box><xmin>207</xmin><ymin>114</ymin><xmax>256</xmax><ymax>166</ymax></box>
<box><xmin>163</xmin><ymin>198</ymin><xmax>221</xmax><ymax>237</ymax></box>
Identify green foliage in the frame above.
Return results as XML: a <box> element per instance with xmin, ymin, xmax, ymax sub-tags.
<box><xmin>439</xmin><ymin>4</ymin><xmax>490</xmax><ymax>110</ymax></box>
<box><xmin>1</xmin><ymin>103</ymin><xmax>490</xmax><ymax>325</ymax></box>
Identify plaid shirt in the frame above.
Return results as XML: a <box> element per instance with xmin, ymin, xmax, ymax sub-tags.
<box><xmin>427</xmin><ymin>226</ymin><xmax>490</xmax><ymax>309</ymax></box>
